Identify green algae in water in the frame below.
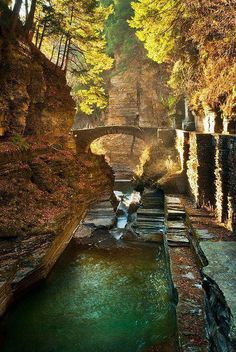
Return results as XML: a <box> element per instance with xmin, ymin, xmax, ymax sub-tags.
<box><xmin>2</xmin><ymin>242</ymin><xmax>176</xmax><ymax>352</ymax></box>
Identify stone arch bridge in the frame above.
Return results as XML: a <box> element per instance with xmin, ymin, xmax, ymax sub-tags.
<box><xmin>72</xmin><ymin>125</ymin><xmax>175</xmax><ymax>152</ymax></box>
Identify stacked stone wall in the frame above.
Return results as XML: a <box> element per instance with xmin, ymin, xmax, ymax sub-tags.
<box><xmin>227</xmin><ymin>136</ymin><xmax>236</xmax><ymax>231</ymax></box>
<box><xmin>196</xmin><ymin>134</ymin><xmax>216</xmax><ymax>209</ymax></box>
<box><xmin>178</xmin><ymin>132</ymin><xmax>236</xmax><ymax>233</ymax></box>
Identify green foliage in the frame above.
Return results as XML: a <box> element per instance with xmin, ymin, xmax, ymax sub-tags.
<box><xmin>33</xmin><ymin>0</ymin><xmax>114</xmax><ymax>115</ymax></box>
<box><xmin>100</xmin><ymin>0</ymin><xmax>139</xmax><ymax>63</ymax></box>
<box><xmin>10</xmin><ymin>135</ymin><xmax>30</xmax><ymax>151</ymax></box>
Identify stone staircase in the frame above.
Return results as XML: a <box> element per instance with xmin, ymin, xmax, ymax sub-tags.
<box><xmin>166</xmin><ymin>196</ymin><xmax>190</xmax><ymax>247</ymax></box>
<box><xmin>131</xmin><ymin>189</ymin><xmax>165</xmax><ymax>242</ymax></box>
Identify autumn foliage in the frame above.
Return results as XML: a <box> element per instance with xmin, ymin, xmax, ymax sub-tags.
<box><xmin>130</xmin><ymin>0</ymin><xmax>236</xmax><ymax>120</ymax></box>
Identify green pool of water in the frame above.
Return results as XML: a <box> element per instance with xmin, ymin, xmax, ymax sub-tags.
<box><xmin>2</xmin><ymin>242</ymin><xmax>176</xmax><ymax>352</ymax></box>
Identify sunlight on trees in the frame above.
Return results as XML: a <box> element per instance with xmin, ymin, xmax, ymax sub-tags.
<box><xmin>101</xmin><ymin>0</ymin><xmax>140</xmax><ymax>69</ymax></box>
<box><xmin>129</xmin><ymin>0</ymin><xmax>236</xmax><ymax>120</ymax></box>
<box><xmin>6</xmin><ymin>0</ymin><xmax>114</xmax><ymax>115</ymax></box>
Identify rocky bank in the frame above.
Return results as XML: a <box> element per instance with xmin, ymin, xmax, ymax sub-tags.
<box><xmin>0</xmin><ymin>27</ymin><xmax>114</xmax><ymax>316</ymax></box>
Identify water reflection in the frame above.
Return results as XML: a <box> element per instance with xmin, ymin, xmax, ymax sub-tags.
<box><xmin>2</xmin><ymin>242</ymin><xmax>176</xmax><ymax>352</ymax></box>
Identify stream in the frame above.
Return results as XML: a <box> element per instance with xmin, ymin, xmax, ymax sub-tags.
<box><xmin>1</xmin><ymin>179</ymin><xmax>177</xmax><ymax>352</ymax></box>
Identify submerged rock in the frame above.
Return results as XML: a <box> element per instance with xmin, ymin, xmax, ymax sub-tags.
<box><xmin>74</xmin><ymin>228</ymin><xmax>116</xmax><ymax>249</ymax></box>
<box><xmin>122</xmin><ymin>225</ymin><xmax>139</xmax><ymax>242</ymax></box>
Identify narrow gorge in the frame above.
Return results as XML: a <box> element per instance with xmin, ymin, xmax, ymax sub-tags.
<box><xmin>0</xmin><ymin>1</ymin><xmax>236</xmax><ymax>352</ymax></box>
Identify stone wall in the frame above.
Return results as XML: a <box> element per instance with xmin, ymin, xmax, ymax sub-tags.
<box><xmin>177</xmin><ymin>131</ymin><xmax>236</xmax><ymax>233</ymax></box>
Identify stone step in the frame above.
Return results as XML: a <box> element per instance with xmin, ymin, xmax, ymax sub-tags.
<box><xmin>167</xmin><ymin>209</ymin><xmax>186</xmax><ymax>220</ymax></box>
<box><xmin>136</xmin><ymin>217</ymin><xmax>165</xmax><ymax>223</ymax></box>
<box><xmin>134</xmin><ymin>222</ymin><xmax>164</xmax><ymax>229</ymax></box>
<box><xmin>142</xmin><ymin>202</ymin><xmax>164</xmax><ymax>207</ymax></box>
<box><xmin>168</xmin><ymin>241</ymin><xmax>190</xmax><ymax>247</ymax></box>
<box><xmin>142</xmin><ymin>198</ymin><xmax>163</xmax><ymax>203</ymax></box>
<box><xmin>167</xmin><ymin>221</ymin><xmax>186</xmax><ymax>230</ymax></box>
<box><xmin>167</xmin><ymin>229</ymin><xmax>187</xmax><ymax>236</ymax></box>
<box><xmin>166</xmin><ymin>196</ymin><xmax>181</xmax><ymax>205</ymax></box>
<box><xmin>167</xmin><ymin>234</ymin><xmax>189</xmax><ymax>244</ymax></box>
<box><xmin>137</xmin><ymin>209</ymin><xmax>165</xmax><ymax>216</ymax></box>
<box><xmin>137</xmin><ymin>229</ymin><xmax>165</xmax><ymax>235</ymax></box>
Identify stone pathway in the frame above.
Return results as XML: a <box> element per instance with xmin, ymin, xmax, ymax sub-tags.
<box><xmin>180</xmin><ymin>195</ymin><xmax>236</xmax><ymax>351</ymax></box>
<box><xmin>165</xmin><ymin>195</ymin><xmax>209</xmax><ymax>352</ymax></box>
<box><xmin>131</xmin><ymin>189</ymin><xmax>165</xmax><ymax>243</ymax></box>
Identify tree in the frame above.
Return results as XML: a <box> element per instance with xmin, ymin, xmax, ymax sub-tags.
<box><xmin>129</xmin><ymin>0</ymin><xmax>236</xmax><ymax>120</ymax></box>
<box><xmin>10</xmin><ymin>0</ymin><xmax>23</xmax><ymax>33</ymax></box>
<box><xmin>32</xmin><ymin>0</ymin><xmax>114</xmax><ymax>114</ymax></box>
<box><xmin>24</xmin><ymin>0</ymin><xmax>37</xmax><ymax>34</ymax></box>
<box><xmin>101</xmin><ymin>0</ymin><xmax>139</xmax><ymax>61</ymax></box>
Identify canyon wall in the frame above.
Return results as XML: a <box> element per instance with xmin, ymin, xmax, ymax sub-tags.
<box><xmin>105</xmin><ymin>54</ymin><xmax>171</xmax><ymax>128</ymax></box>
<box><xmin>0</xmin><ymin>30</ymin><xmax>114</xmax><ymax>316</ymax></box>
<box><xmin>0</xmin><ymin>144</ymin><xmax>113</xmax><ymax>316</ymax></box>
<box><xmin>93</xmin><ymin>52</ymin><xmax>172</xmax><ymax>172</ymax></box>
<box><xmin>0</xmin><ymin>37</ymin><xmax>75</xmax><ymax>140</ymax></box>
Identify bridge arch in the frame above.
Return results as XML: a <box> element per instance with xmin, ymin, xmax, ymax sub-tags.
<box><xmin>72</xmin><ymin>126</ymin><xmax>158</xmax><ymax>153</ymax></box>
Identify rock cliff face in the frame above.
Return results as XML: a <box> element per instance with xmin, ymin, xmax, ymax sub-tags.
<box><xmin>0</xmin><ymin>32</ymin><xmax>114</xmax><ymax>316</ymax></box>
<box><xmin>0</xmin><ymin>142</ymin><xmax>113</xmax><ymax>316</ymax></box>
<box><xmin>0</xmin><ymin>37</ymin><xmax>75</xmax><ymax>139</ymax></box>
<box><xmin>94</xmin><ymin>52</ymin><xmax>171</xmax><ymax>174</ymax></box>
<box><xmin>105</xmin><ymin>53</ymin><xmax>170</xmax><ymax>128</ymax></box>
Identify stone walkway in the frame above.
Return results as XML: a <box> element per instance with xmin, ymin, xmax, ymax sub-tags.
<box><xmin>165</xmin><ymin>196</ymin><xmax>209</xmax><ymax>352</ymax></box>
<box><xmin>180</xmin><ymin>195</ymin><xmax>236</xmax><ymax>351</ymax></box>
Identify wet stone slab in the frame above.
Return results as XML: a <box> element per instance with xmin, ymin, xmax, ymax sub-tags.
<box><xmin>194</xmin><ymin>229</ymin><xmax>215</xmax><ymax>240</ymax></box>
<box><xmin>137</xmin><ymin>209</ymin><xmax>165</xmax><ymax>217</ymax></box>
<box><xmin>136</xmin><ymin>216</ymin><xmax>165</xmax><ymax>223</ymax></box>
<box><xmin>167</xmin><ymin>234</ymin><xmax>189</xmax><ymax>247</ymax></box>
<box><xmin>167</xmin><ymin>209</ymin><xmax>186</xmax><ymax>220</ymax></box>
<box><xmin>167</xmin><ymin>221</ymin><xmax>186</xmax><ymax>230</ymax></box>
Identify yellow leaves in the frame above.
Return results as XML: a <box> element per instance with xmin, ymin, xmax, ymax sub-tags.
<box><xmin>77</xmin><ymin>86</ymin><xmax>107</xmax><ymax>115</ymax></box>
<box><xmin>129</xmin><ymin>0</ymin><xmax>179</xmax><ymax>64</ymax></box>
<box><xmin>36</xmin><ymin>0</ymin><xmax>114</xmax><ymax>116</ymax></box>
<box><xmin>130</xmin><ymin>0</ymin><xmax>236</xmax><ymax>120</ymax></box>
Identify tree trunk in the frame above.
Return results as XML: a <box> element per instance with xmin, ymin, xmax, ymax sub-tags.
<box><xmin>56</xmin><ymin>35</ymin><xmax>64</xmax><ymax>67</ymax></box>
<box><xmin>50</xmin><ymin>45</ymin><xmax>56</xmax><ymax>62</ymax></box>
<box><xmin>25</xmin><ymin>0</ymin><xmax>37</xmax><ymax>34</ymax></box>
<box><xmin>62</xmin><ymin>6</ymin><xmax>74</xmax><ymax>71</ymax></box>
<box><xmin>38</xmin><ymin>20</ymin><xmax>46</xmax><ymax>50</ymax></box>
<box><xmin>64</xmin><ymin>38</ymin><xmax>71</xmax><ymax>72</ymax></box>
<box><xmin>25</xmin><ymin>0</ymin><xmax>29</xmax><ymax>20</ymax></box>
<box><xmin>11</xmin><ymin>0</ymin><xmax>23</xmax><ymax>34</ymax></box>
<box><xmin>60</xmin><ymin>37</ymin><xmax>69</xmax><ymax>69</ymax></box>
<box><xmin>35</xmin><ymin>22</ymin><xmax>40</xmax><ymax>47</ymax></box>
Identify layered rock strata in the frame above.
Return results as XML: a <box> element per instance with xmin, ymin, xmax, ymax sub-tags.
<box><xmin>0</xmin><ymin>37</ymin><xmax>75</xmax><ymax>139</ymax></box>
<box><xmin>0</xmin><ymin>144</ymin><xmax>113</xmax><ymax>316</ymax></box>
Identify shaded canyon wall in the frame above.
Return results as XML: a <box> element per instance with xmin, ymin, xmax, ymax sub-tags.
<box><xmin>0</xmin><ymin>37</ymin><xmax>75</xmax><ymax>140</ymax></box>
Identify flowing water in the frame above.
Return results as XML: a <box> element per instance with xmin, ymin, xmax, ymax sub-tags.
<box><xmin>1</xmin><ymin>181</ymin><xmax>177</xmax><ymax>352</ymax></box>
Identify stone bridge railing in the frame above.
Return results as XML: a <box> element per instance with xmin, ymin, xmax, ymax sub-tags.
<box><xmin>72</xmin><ymin>125</ymin><xmax>175</xmax><ymax>152</ymax></box>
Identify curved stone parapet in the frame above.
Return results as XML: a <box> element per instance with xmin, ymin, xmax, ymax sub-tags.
<box><xmin>72</xmin><ymin>125</ymin><xmax>174</xmax><ymax>152</ymax></box>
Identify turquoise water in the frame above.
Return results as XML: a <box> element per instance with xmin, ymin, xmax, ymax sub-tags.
<box><xmin>2</xmin><ymin>242</ymin><xmax>176</xmax><ymax>352</ymax></box>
